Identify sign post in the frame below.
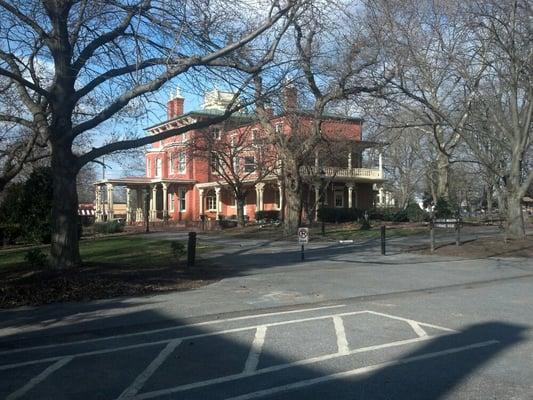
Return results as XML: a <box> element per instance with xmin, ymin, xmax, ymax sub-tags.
<box><xmin>298</xmin><ymin>227</ymin><xmax>309</xmax><ymax>261</ymax></box>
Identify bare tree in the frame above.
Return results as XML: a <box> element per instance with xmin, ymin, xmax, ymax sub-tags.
<box><xmin>0</xmin><ymin>79</ymin><xmax>49</xmax><ymax>190</ymax></box>
<box><xmin>0</xmin><ymin>0</ymin><xmax>298</xmax><ymax>268</ymax></box>
<box><xmin>254</xmin><ymin>2</ymin><xmax>392</xmax><ymax>233</ymax></box>
<box><xmin>190</xmin><ymin>122</ymin><xmax>278</xmax><ymax>226</ymax></box>
<box><xmin>461</xmin><ymin>0</ymin><xmax>532</xmax><ymax>238</ymax></box>
<box><xmin>372</xmin><ymin>0</ymin><xmax>485</xmax><ymax>201</ymax></box>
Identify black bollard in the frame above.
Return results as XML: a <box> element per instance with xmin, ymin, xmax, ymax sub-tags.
<box><xmin>430</xmin><ymin>218</ymin><xmax>435</xmax><ymax>252</ymax></box>
<box><xmin>187</xmin><ymin>231</ymin><xmax>196</xmax><ymax>268</ymax></box>
<box><xmin>380</xmin><ymin>225</ymin><xmax>386</xmax><ymax>255</ymax></box>
<box><xmin>301</xmin><ymin>244</ymin><xmax>305</xmax><ymax>261</ymax></box>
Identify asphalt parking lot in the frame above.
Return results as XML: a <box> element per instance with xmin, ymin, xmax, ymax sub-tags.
<box><xmin>0</xmin><ymin>301</ymin><xmax>527</xmax><ymax>400</ymax></box>
<box><xmin>1</xmin><ymin>230</ymin><xmax>532</xmax><ymax>399</ymax></box>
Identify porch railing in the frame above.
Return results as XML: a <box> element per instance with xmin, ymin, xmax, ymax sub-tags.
<box><xmin>299</xmin><ymin>166</ymin><xmax>383</xmax><ymax>179</ymax></box>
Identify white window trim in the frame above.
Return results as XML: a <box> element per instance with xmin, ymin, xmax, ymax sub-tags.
<box><xmin>178</xmin><ymin>152</ymin><xmax>186</xmax><ymax>173</ymax></box>
<box><xmin>206</xmin><ymin>194</ymin><xmax>217</xmax><ymax>211</ymax></box>
<box><xmin>179</xmin><ymin>189</ymin><xmax>186</xmax><ymax>212</ymax></box>
<box><xmin>155</xmin><ymin>158</ymin><xmax>162</xmax><ymax>177</ymax></box>
<box><xmin>169</xmin><ymin>192</ymin><xmax>174</xmax><ymax>212</ymax></box>
<box><xmin>243</xmin><ymin>156</ymin><xmax>255</xmax><ymax>173</ymax></box>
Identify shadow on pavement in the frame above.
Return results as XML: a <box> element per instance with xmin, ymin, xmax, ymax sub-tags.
<box><xmin>0</xmin><ymin>304</ymin><xmax>528</xmax><ymax>400</ymax></box>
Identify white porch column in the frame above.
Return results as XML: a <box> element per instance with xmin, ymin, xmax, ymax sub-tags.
<box><xmin>278</xmin><ymin>181</ymin><xmax>283</xmax><ymax>211</ymax></box>
<box><xmin>348</xmin><ymin>152</ymin><xmax>352</xmax><ymax>169</ymax></box>
<box><xmin>214</xmin><ymin>187</ymin><xmax>221</xmax><ymax>218</ymax></box>
<box><xmin>94</xmin><ymin>186</ymin><xmax>101</xmax><ymax>222</ymax></box>
<box><xmin>198</xmin><ymin>188</ymin><xmax>205</xmax><ymax>216</ymax></box>
<box><xmin>151</xmin><ymin>184</ymin><xmax>157</xmax><ymax>220</ymax></box>
<box><xmin>126</xmin><ymin>188</ymin><xmax>132</xmax><ymax>224</ymax></box>
<box><xmin>347</xmin><ymin>183</ymin><xmax>354</xmax><ymax>208</ymax></box>
<box><xmin>135</xmin><ymin>189</ymin><xmax>143</xmax><ymax>222</ymax></box>
<box><xmin>378</xmin><ymin>152</ymin><xmax>383</xmax><ymax>178</ymax></box>
<box><xmin>255</xmin><ymin>183</ymin><xmax>265</xmax><ymax>211</ymax></box>
<box><xmin>315</xmin><ymin>185</ymin><xmax>320</xmax><ymax>221</ymax></box>
<box><xmin>378</xmin><ymin>186</ymin><xmax>384</xmax><ymax>207</ymax></box>
<box><xmin>106</xmin><ymin>183</ymin><xmax>114</xmax><ymax>220</ymax></box>
<box><xmin>162</xmin><ymin>183</ymin><xmax>168</xmax><ymax>219</ymax></box>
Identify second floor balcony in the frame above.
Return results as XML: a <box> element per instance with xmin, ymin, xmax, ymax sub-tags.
<box><xmin>300</xmin><ymin>165</ymin><xmax>384</xmax><ymax>181</ymax></box>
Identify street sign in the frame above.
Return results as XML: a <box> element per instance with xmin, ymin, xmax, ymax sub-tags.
<box><xmin>298</xmin><ymin>227</ymin><xmax>309</xmax><ymax>244</ymax></box>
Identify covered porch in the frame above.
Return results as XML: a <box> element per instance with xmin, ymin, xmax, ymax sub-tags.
<box><xmin>94</xmin><ymin>177</ymin><xmax>196</xmax><ymax>223</ymax></box>
<box><xmin>195</xmin><ymin>178</ymin><xmax>282</xmax><ymax>221</ymax></box>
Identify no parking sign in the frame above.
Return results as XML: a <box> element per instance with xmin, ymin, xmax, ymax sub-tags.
<box><xmin>298</xmin><ymin>227</ymin><xmax>309</xmax><ymax>244</ymax></box>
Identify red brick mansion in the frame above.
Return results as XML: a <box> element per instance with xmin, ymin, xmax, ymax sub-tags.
<box><xmin>94</xmin><ymin>89</ymin><xmax>387</xmax><ymax>224</ymax></box>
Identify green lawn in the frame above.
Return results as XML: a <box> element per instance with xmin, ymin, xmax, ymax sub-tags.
<box><xmin>309</xmin><ymin>225</ymin><xmax>427</xmax><ymax>241</ymax></box>
<box><xmin>211</xmin><ymin>222</ymin><xmax>427</xmax><ymax>242</ymax></box>
<box><xmin>0</xmin><ymin>236</ymin><xmax>213</xmax><ymax>271</ymax></box>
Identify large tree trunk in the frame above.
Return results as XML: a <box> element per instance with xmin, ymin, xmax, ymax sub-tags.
<box><xmin>236</xmin><ymin>196</ymin><xmax>246</xmax><ymax>227</ymax></box>
<box><xmin>486</xmin><ymin>185</ymin><xmax>493</xmax><ymax>215</ymax></box>
<box><xmin>279</xmin><ymin>157</ymin><xmax>302</xmax><ymax>235</ymax></box>
<box><xmin>505</xmin><ymin>192</ymin><xmax>525</xmax><ymax>239</ymax></box>
<box><xmin>284</xmin><ymin>181</ymin><xmax>301</xmax><ymax>234</ymax></box>
<box><xmin>50</xmin><ymin>143</ymin><xmax>82</xmax><ymax>269</ymax></box>
<box><xmin>435</xmin><ymin>154</ymin><xmax>450</xmax><ymax>200</ymax></box>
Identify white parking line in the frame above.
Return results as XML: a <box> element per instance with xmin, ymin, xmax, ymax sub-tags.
<box><xmin>332</xmin><ymin>316</ymin><xmax>349</xmax><ymax>355</ymax></box>
<box><xmin>133</xmin><ymin>335</ymin><xmax>437</xmax><ymax>400</ymax></box>
<box><xmin>0</xmin><ymin>304</ymin><xmax>346</xmax><ymax>357</ymax></box>
<box><xmin>407</xmin><ymin>320</ymin><xmax>428</xmax><ymax>338</ymax></box>
<box><xmin>0</xmin><ymin>310</ymin><xmax>367</xmax><ymax>371</ymax></box>
<box><xmin>2</xmin><ymin>308</ymin><xmax>461</xmax><ymax>400</ymax></box>
<box><xmin>223</xmin><ymin>340</ymin><xmax>500</xmax><ymax>400</ymax></box>
<box><xmin>117</xmin><ymin>339</ymin><xmax>182</xmax><ymax>400</ymax></box>
<box><xmin>366</xmin><ymin>310</ymin><xmax>457</xmax><ymax>332</ymax></box>
<box><xmin>243</xmin><ymin>326</ymin><xmax>267</xmax><ymax>373</ymax></box>
<box><xmin>6</xmin><ymin>356</ymin><xmax>73</xmax><ymax>400</ymax></box>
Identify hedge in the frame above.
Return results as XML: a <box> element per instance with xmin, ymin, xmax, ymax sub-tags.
<box><xmin>317</xmin><ymin>207</ymin><xmax>363</xmax><ymax>223</ymax></box>
<box><xmin>255</xmin><ymin>210</ymin><xmax>280</xmax><ymax>222</ymax></box>
<box><xmin>94</xmin><ymin>221</ymin><xmax>125</xmax><ymax>234</ymax></box>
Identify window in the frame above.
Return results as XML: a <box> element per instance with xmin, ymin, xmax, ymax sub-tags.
<box><xmin>211</xmin><ymin>152</ymin><xmax>219</xmax><ymax>173</ymax></box>
<box><xmin>179</xmin><ymin>188</ymin><xmax>186</xmax><ymax>211</ymax></box>
<box><xmin>334</xmin><ymin>191</ymin><xmax>344</xmax><ymax>208</ymax></box>
<box><xmin>156</xmin><ymin>158</ymin><xmax>162</xmax><ymax>177</ymax></box>
<box><xmin>275</xmin><ymin>123</ymin><xmax>283</xmax><ymax>134</ymax></box>
<box><xmin>232</xmin><ymin>155</ymin><xmax>239</xmax><ymax>172</ymax></box>
<box><xmin>169</xmin><ymin>192</ymin><xmax>174</xmax><ymax>212</ymax></box>
<box><xmin>206</xmin><ymin>191</ymin><xmax>216</xmax><ymax>211</ymax></box>
<box><xmin>168</xmin><ymin>154</ymin><xmax>173</xmax><ymax>175</ymax></box>
<box><xmin>211</xmin><ymin>127</ymin><xmax>221</xmax><ymax>140</ymax></box>
<box><xmin>244</xmin><ymin>156</ymin><xmax>255</xmax><ymax>173</ymax></box>
<box><xmin>146</xmin><ymin>159</ymin><xmax>151</xmax><ymax>177</ymax></box>
<box><xmin>178</xmin><ymin>152</ymin><xmax>186</xmax><ymax>173</ymax></box>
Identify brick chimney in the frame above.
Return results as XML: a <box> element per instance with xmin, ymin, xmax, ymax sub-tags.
<box><xmin>282</xmin><ymin>84</ymin><xmax>297</xmax><ymax>113</ymax></box>
<box><xmin>167</xmin><ymin>87</ymin><xmax>184</xmax><ymax>120</ymax></box>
